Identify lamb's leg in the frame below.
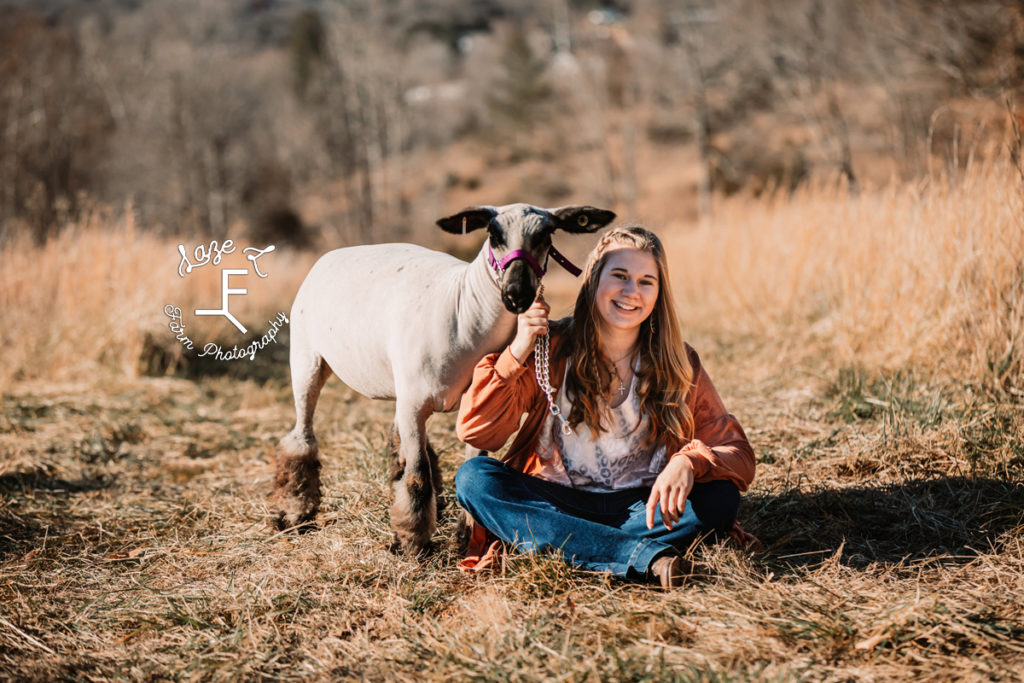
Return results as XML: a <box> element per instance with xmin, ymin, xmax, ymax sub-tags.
<box><xmin>428</xmin><ymin>441</ymin><xmax>444</xmax><ymax>514</ymax></box>
<box><xmin>390</xmin><ymin>428</ymin><xmax>444</xmax><ymax>515</ymax></box>
<box><xmin>273</xmin><ymin>345</ymin><xmax>331</xmax><ymax>531</ymax></box>
<box><xmin>389</xmin><ymin>401</ymin><xmax>436</xmax><ymax>556</ymax></box>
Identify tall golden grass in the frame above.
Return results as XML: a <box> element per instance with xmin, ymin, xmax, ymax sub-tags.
<box><xmin>2</xmin><ymin>161</ymin><xmax>1021</xmax><ymax>391</ymax></box>
<box><xmin>0</xmin><ymin>206</ymin><xmax>315</xmax><ymax>385</ymax></box>
<box><xmin>669</xmin><ymin>159</ymin><xmax>1024</xmax><ymax>390</ymax></box>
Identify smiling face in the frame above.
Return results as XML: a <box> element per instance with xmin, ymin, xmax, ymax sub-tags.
<box><xmin>594</xmin><ymin>246</ymin><xmax>660</xmax><ymax>337</ymax></box>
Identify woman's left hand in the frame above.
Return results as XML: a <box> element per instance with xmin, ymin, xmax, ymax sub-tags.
<box><xmin>646</xmin><ymin>455</ymin><xmax>695</xmax><ymax>530</ymax></box>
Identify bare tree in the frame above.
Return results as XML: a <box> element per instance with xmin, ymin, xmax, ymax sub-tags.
<box><xmin>297</xmin><ymin>6</ymin><xmax>409</xmax><ymax>244</ymax></box>
<box><xmin>0</xmin><ymin>12</ymin><xmax>112</xmax><ymax>243</ymax></box>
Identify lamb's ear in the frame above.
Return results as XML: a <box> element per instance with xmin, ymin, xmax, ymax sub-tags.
<box><xmin>551</xmin><ymin>206</ymin><xmax>616</xmax><ymax>233</ymax></box>
<box><xmin>436</xmin><ymin>206</ymin><xmax>498</xmax><ymax>234</ymax></box>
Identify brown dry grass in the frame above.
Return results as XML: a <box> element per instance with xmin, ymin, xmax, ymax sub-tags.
<box><xmin>1</xmin><ymin>161</ymin><xmax>1022</xmax><ymax>680</ymax></box>
<box><xmin>0</xmin><ymin>205</ymin><xmax>317</xmax><ymax>386</ymax></box>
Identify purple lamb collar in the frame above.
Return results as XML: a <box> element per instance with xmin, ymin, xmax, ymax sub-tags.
<box><xmin>487</xmin><ymin>242</ymin><xmax>582</xmax><ymax>278</ymax></box>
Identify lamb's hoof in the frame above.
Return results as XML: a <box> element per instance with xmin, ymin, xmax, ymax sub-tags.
<box><xmin>272</xmin><ymin>451</ymin><xmax>321</xmax><ymax>533</ymax></box>
<box><xmin>389</xmin><ymin>530</ymin><xmax>434</xmax><ymax>558</ymax></box>
<box><xmin>389</xmin><ymin>477</ymin><xmax>436</xmax><ymax>559</ymax></box>
<box><xmin>271</xmin><ymin>509</ymin><xmax>318</xmax><ymax>533</ymax></box>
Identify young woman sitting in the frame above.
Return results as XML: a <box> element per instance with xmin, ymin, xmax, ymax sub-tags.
<box><xmin>455</xmin><ymin>226</ymin><xmax>755</xmax><ymax>587</ymax></box>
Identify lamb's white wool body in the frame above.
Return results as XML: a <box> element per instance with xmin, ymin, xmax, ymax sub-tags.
<box><xmin>291</xmin><ymin>242</ymin><xmax>511</xmax><ymax>411</ymax></box>
<box><xmin>272</xmin><ymin>203</ymin><xmax>615</xmax><ymax>554</ymax></box>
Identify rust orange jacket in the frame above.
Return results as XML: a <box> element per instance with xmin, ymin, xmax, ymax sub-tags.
<box><xmin>456</xmin><ymin>332</ymin><xmax>756</xmax><ymax>493</ymax></box>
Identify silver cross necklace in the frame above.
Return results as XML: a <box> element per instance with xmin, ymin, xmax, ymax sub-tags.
<box><xmin>610</xmin><ymin>354</ymin><xmax>634</xmax><ymax>398</ymax></box>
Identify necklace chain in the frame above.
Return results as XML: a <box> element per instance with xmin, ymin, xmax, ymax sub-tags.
<box><xmin>612</xmin><ymin>362</ymin><xmax>630</xmax><ymax>397</ymax></box>
<box><xmin>608</xmin><ymin>350</ymin><xmax>634</xmax><ymax>364</ymax></box>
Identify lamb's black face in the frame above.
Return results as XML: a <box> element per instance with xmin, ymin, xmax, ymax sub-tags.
<box><xmin>500</xmin><ymin>259</ymin><xmax>542</xmax><ymax>313</ymax></box>
<box><xmin>491</xmin><ymin>206</ymin><xmax>554</xmax><ymax>314</ymax></box>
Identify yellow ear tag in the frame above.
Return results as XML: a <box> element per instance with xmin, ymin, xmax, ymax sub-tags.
<box><xmin>577</xmin><ymin>215</ymin><xmax>589</xmax><ymax>227</ymax></box>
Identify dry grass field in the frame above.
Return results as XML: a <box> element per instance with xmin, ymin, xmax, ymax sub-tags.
<box><xmin>1</xmin><ymin>160</ymin><xmax>1023</xmax><ymax>680</ymax></box>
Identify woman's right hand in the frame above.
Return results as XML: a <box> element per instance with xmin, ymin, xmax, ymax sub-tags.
<box><xmin>508</xmin><ymin>296</ymin><xmax>550</xmax><ymax>364</ymax></box>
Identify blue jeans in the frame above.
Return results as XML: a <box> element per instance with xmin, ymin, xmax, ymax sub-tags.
<box><xmin>455</xmin><ymin>457</ymin><xmax>740</xmax><ymax>580</ymax></box>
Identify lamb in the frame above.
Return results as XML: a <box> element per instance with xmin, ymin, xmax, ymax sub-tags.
<box><xmin>272</xmin><ymin>203</ymin><xmax>615</xmax><ymax>554</ymax></box>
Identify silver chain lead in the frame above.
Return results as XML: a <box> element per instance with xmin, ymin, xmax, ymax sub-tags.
<box><xmin>533</xmin><ymin>285</ymin><xmax>572</xmax><ymax>435</ymax></box>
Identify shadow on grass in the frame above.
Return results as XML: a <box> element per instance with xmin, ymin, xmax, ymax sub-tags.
<box><xmin>138</xmin><ymin>328</ymin><xmax>291</xmax><ymax>384</ymax></box>
<box><xmin>745</xmin><ymin>476</ymin><xmax>1024</xmax><ymax>570</ymax></box>
<box><xmin>0</xmin><ymin>468</ymin><xmax>113</xmax><ymax>495</ymax></box>
<box><xmin>0</xmin><ymin>468</ymin><xmax>114</xmax><ymax>556</ymax></box>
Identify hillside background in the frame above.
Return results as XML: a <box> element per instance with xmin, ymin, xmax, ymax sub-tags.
<box><xmin>2</xmin><ymin>0</ymin><xmax>1022</xmax><ymax>248</ymax></box>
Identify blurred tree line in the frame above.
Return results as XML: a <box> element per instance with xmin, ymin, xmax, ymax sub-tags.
<box><xmin>0</xmin><ymin>0</ymin><xmax>1020</xmax><ymax>246</ymax></box>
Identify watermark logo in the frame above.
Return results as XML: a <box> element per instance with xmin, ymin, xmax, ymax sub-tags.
<box><xmin>164</xmin><ymin>240</ymin><xmax>289</xmax><ymax>362</ymax></box>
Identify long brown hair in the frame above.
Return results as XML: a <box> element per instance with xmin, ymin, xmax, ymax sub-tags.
<box><xmin>556</xmin><ymin>226</ymin><xmax>695</xmax><ymax>446</ymax></box>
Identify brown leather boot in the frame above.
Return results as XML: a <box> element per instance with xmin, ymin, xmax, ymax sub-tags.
<box><xmin>650</xmin><ymin>555</ymin><xmax>694</xmax><ymax>589</ymax></box>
